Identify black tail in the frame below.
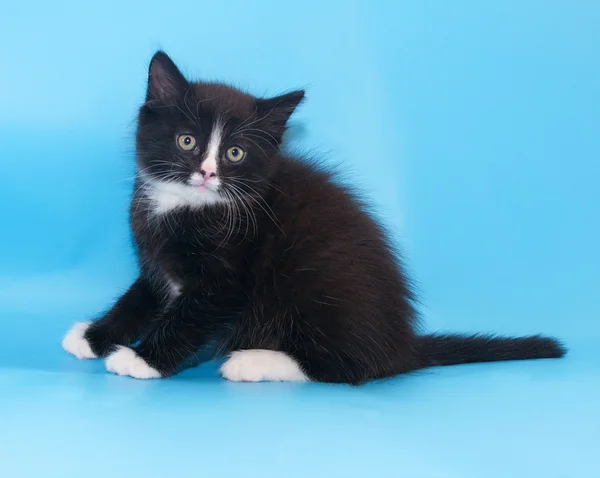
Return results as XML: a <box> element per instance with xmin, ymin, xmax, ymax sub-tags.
<box><xmin>420</xmin><ymin>333</ymin><xmax>566</xmax><ymax>367</ymax></box>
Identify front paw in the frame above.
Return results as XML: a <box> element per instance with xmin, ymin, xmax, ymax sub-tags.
<box><xmin>105</xmin><ymin>346</ymin><xmax>161</xmax><ymax>379</ymax></box>
<box><xmin>62</xmin><ymin>322</ymin><xmax>98</xmax><ymax>359</ymax></box>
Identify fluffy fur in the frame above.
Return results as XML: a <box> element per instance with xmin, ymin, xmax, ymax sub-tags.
<box><xmin>220</xmin><ymin>350</ymin><xmax>309</xmax><ymax>382</ymax></box>
<box><xmin>63</xmin><ymin>51</ymin><xmax>566</xmax><ymax>384</ymax></box>
<box><xmin>62</xmin><ymin>322</ymin><xmax>97</xmax><ymax>359</ymax></box>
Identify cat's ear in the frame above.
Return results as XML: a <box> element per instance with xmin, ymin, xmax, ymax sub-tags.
<box><xmin>255</xmin><ymin>90</ymin><xmax>305</xmax><ymax>139</ymax></box>
<box><xmin>146</xmin><ymin>51</ymin><xmax>188</xmax><ymax>103</ymax></box>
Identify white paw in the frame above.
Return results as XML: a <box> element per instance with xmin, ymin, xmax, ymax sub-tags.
<box><xmin>220</xmin><ymin>349</ymin><xmax>309</xmax><ymax>383</ymax></box>
<box><xmin>62</xmin><ymin>322</ymin><xmax>97</xmax><ymax>359</ymax></box>
<box><xmin>105</xmin><ymin>346</ymin><xmax>161</xmax><ymax>379</ymax></box>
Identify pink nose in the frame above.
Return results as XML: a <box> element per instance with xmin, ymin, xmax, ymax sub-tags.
<box><xmin>200</xmin><ymin>169</ymin><xmax>216</xmax><ymax>180</ymax></box>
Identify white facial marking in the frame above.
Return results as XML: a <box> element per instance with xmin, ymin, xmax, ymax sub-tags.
<box><xmin>220</xmin><ymin>350</ymin><xmax>310</xmax><ymax>382</ymax></box>
<box><xmin>140</xmin><ymin>118</ymin><xmax>228</xmax><ymax>215</ymax></box>
<box><xmin>200</xmin><ymin>118</ymin><xmax>223</xmax><ymax>180</ymax></box>
<box><xmin>62</xmin><ymin>322</ymin><xmax>97</xmax><ymax>359</ymax></box>
<box><xmin>105</xmin><ymin>346</ymin><xmax>161</xmax><ymax>379</ymax></box>
<box><xmin>144</xmin><ymin>177</ymin><xmax>227</xmax><ymax>215</ymax></box>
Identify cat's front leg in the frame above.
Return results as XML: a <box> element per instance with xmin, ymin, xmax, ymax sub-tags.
<box><xmin>103</xmin><ymin>292</ymin><xmax>231</xmax><ymax>379</ymax></box>
<box><xmin>62</xmin><ymin>277</ymin><xmax>161</xmax><ymax>359</ymax></box>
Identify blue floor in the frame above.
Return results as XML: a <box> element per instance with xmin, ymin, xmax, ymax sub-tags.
<box><xmin>1</xmin><ymin>1</ymin><xmax>599</xmax><ymax>477</ymax></box>
<box><xmin>1</xmin><ymin>286</ymin><xmax>598</xmax><ymax>477</ymax></box>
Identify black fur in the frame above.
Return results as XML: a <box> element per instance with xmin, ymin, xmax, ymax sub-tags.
<box><xmin>84</xmin><ymin>51</ymin><xmax>566</xmax><ymax>384</ymax></box>
<box><xmin>420</xmin><ymin>334</ymin><xmax>565</xmax><ymax>367</ymax></box>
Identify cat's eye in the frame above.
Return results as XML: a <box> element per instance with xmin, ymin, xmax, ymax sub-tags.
<box><xmin>225</xmin><ymin>146</ymin><xmax>246</xmax><ymax>163</ymax></box>
<box><xmin>177</xmin><ymin>134</ymin><xmax>197</xmax><ymax>151</ymax></box>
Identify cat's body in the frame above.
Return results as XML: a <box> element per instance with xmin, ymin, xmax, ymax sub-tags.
<box><xmin>62</xmin><ymin>51</ymin><xmax>565</xmax><ymax>384</ymax></box>
<box><xmin>130</xmin><ymin>156</ymin><xmax>419</xmax><ymax>383</ymax></box>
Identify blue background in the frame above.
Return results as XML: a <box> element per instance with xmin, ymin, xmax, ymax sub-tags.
<box><xmin>1</xmin><ymin>1</ymin><xmax>598</xmax><ymax>477</ymax></box>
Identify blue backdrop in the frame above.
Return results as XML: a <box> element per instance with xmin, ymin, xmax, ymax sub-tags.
<box><xmin>1</xmin><ymin>1</ymin><xmax>598</xmax><ymax>477</ymax></box>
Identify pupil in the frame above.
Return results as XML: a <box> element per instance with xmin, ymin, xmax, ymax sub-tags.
<box><xmin>232</xmin><ymin>149</ymin><xmax>238</xmax><ymax>156</ymax></box>
<box><xmin>184</xmin><ymin>137</ymin><xmax>191</xmax><ymax>144</ymax></box>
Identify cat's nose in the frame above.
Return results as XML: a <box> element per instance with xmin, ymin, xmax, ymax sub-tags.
<box><xmin>199</xmin><ymin>168</ymin><xmax>217</xmax><ymax>180</ymax></box>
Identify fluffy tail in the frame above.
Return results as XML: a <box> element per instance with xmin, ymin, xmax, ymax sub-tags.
<box><xmin>420</xmin><ymin>333</ymin><xmax>566</xmax><ymax>367</ymax></box>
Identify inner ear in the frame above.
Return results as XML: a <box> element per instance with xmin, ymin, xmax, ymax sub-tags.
<box><xmin>255</xmin><ymin>90</ymin><xmax>305</xmax><ymax>138</ymax></box>
<box><xmin>146</xmin><ymin>51</ymin><xmax>189</xmax><ymax>103</ymax></box>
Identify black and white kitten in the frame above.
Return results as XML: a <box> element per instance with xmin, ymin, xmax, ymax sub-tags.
<box><xmin>62</xmin><ymin>51</ymin><xmax>565</xmax><ymax>384</ymax></box>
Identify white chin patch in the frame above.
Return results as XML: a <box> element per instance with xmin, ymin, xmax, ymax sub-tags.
<box><xmin>62</xmin><ymin>322</ymin><xmax>97</xmax><ymax>359</ymax></box>
<box><xmin>220</xmin><ymin>350</ymin><xmax>310</xmax><ymax>383</ymax></box>
<box><xmin>105</xmin><ymin>346</ymin><xmax>161</xmax><ymax>379</ymax></box>
<box><xmin>144</xmin><ymin>177</ymin><xmax>227</xmax><ymax>215</ymax></box>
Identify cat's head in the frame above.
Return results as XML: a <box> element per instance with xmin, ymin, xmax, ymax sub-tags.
<box><xmin>136</xmin><ymin>51</ymin><xmax>304</xmax><ymax>209</ymax></box>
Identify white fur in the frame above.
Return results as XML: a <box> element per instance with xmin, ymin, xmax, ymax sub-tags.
<box><xmin>200</xmin><ymin>119</ymin><xmax>223</xmax><ymax>177</ymax></box>
<box><xmin>165</xmin><ymin>275</ymin><xmax>182</xmax><ymax>297</ymax></box>
<box><xmin>190</xmin><ymin>171</ymin><xmax>203</xmax><ymax>183</ymax></box>
<box><xmin>62</xmin><ymin>322</ymin><xmax>97</xmax><ymax>359</ymax></box>
<box><xmin>140</xmin><ymin>119</ymin><xmax>226</xmax><ymax>215</ymax></box>
<box><xmin>220</xmin><ymin>350</ymin><xmax>310</xmax><ymax>382</ymax></box>
<box><xmin>105</xmin><ymin>346</ymin><xmax>161</xmax><ymax>379</ymax></box>
<box><xmin>145</xmin><ymin>178</ymin><xmax>227</xmax><ymax>215</ymax></box>
<box><xmin>188</xmin><ymin>171</ymin><xmax>222</xmax><ymax>192</ymax></box>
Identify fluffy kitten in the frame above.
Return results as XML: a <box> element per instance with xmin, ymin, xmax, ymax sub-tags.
<box><xmin>62</xmin><ymin>51</ymin><xmax>565</xmax><ymax>384</ymax></box>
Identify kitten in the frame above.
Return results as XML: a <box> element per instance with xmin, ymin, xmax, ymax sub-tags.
<box><xmin>62</xmin><ymin>51</ymin><xmax>566</xmax><ymax>384</ymax></box>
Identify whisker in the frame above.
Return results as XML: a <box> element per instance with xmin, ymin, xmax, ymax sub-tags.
<box><xmin>226</xmin><ymin>181</ymin><xmax>285</xmax><ymax>237</ymax></box>
<box><xmin>236</xmin><ymin>127</ymin><xmax>278</xmax><ymax>145</ymax></box>
<box><xmin>231</xmin><ymin>103</ymin><xmax>279</xmax><ymax>135</ymax></box>
<box><xmin>231</xmin><ymin>105</ymin><xmax>259</xmax><ymax>134</ymax></box>
<box><xmin>240</xmin><ymin>136</ymin><xmax>269</xmax><ymax>159</ymax></box>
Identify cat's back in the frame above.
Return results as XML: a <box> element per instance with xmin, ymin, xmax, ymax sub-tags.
<box><xmin>272</xmin><ymin>156</ymin><xmax>384</xmax><ymax>237</ymax></box>
<box><xmin>268</xmin><ymin>155</ymin><xmax>401</xmax><ymax>281</ymax></box>
<box><xmin>255</xmin><ymin>155</ymin><xmax>416</xmax><ymax>356</ymax></box>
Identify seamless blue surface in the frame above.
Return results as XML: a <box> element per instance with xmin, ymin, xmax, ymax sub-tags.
<box><xmin>0</xmin><ymin>1</ymin><xmax>598</xmax><ymax>477</ymax></box>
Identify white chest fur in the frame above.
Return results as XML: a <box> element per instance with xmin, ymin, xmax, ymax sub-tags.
<box><xmin>165</xmin><ymin>275</ymin><xmax>182</xmax><ymax>298</ymax></box>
